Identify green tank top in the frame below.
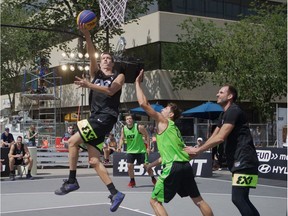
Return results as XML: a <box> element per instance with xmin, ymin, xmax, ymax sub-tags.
<box><xmin>156</xmin><ymin>120</ymin><xmax>189</xmax><ymax>164</ymax></box>
<box><xmin>29</xmin><ymin>130</ymin><xmax>36</xmax><ymax>142</ymax></box>
<box><xmin>124</xmin><ymin>123</ymin><xmax>146</xmax><ymax>153</ymax></box>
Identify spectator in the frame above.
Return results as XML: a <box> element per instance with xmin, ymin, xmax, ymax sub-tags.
<box><xmin>1</xmin><ymin>127</ymin><xmax>15</xmax><ymax>148</ymax></box>
<box><xmin>253</xmin><ymin>126</ymin><xmax>262</xmax><ymax>148</ymax></box>
<box><xmin>150</xmin><ymin>136</ymin><xmax>158</xmax><ymax>153</ymax></box>
<box><xmin>8</xmin><ymin>136</ymin><xmax>34</xmax><ymax>181</ymax></box>
<box><xmin>103</xmin><ymin>133</ymin><xmax>117</xmax><ymax>164</ymax></box>
<box><xmin>196</xmin><ymin>137</ymin><xmax>204</xmax><ymax>148</ymax></box>
<box><xmin>62</xmin><ymin>126</ymin><xmax>75</xmax><ymax>148</ymax></box>
<box><xmin>0</xmin><ymin>159</ymin><xmax>4</xmax><ymax>172</ymax></box>
<box><xmin>26</xmin><ymin>125</ymin><xmax>38</xmax><ymax>147</ymax></box>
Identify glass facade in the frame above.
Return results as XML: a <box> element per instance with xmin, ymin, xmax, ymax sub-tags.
<box><xmin>158</xmin><ymin>0</ymin><xmax>252</xmax><ymax>20</ymax></box>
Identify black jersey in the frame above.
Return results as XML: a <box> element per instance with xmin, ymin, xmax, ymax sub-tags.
<box><xmin>12</xmin><ymin>144</ymin><xmax>26</xmax><ymax>157</ymax></box>
<box><xmin>89</xmin><ymin>70</ymin><xmax>122</xmax><ymax>118</ymax></box>
<box><xmin>217</xmin><ymin>103</ymin><xmax>259</xmax><ymax>173</ymax></box>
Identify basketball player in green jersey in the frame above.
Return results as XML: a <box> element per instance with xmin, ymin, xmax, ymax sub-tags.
<box><xmin>135</xmin><ymin>70</ymin><xmax>214</xmax><ymax>216</ymax></box>
<box><xmin>117</xmin><ymin>114</ymin><xmax>156</xmax><ymax>187</ymax></box>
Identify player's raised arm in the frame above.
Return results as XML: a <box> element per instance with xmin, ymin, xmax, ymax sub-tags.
<box><xmin>135</xmin><ymin>70</ymin><xmax>164</xmax><ymax>123</ymax></box>
<box><xmin>78</xmin><ymin>24</ymin><xmax>99</xmax><ymax>79</ymax></box>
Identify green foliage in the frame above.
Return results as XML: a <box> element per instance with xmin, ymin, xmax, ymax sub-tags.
<box><xmin>162</xmin><ymin>18</ymin><xmax>224</xmax><ymax>89</ymax></box>
<box><xmin>164</xmin><ymin>2</ymin><xmax>287</xmax><ymax>121</ymax></box>
<box><xmin>6</xmin><ymin>0</ymin><xmax>155</xmax><ymax>51</ymax></box>
<box><xmin>1</xmin><ymin>0</ymin><xmax>155</xmax><ymax>112</ymax></box>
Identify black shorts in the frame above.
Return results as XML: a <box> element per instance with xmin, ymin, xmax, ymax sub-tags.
<box><xmin>152</xmin><ymin>161</ymin><xmax>200</xmax><ymax>203</ymax></box>
<box><xmin>77</xmin><ymin>113</ymin><xmax>117</xmax><ymax>152</ymax></box>
<box><xmin>126</xmin><ymin>153</ymin><xmax>146</xmax><ymax>165</ymax></box>
<box><xmin>14</xmin><ymin>159</ymin><xmax>24</xmax><ymax>166</ymax></box>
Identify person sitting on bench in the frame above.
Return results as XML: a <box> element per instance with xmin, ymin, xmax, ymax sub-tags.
<box><xmin>8</xmin><ymin>136</ymin><xmax>34</xmax><ymax>181</ymax></box>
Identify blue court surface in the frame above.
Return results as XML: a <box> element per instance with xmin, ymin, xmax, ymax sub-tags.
<box><xmin>1</xmin><ymin>169</ymin><xmax>287</xmax><ymax>216</ymax></box>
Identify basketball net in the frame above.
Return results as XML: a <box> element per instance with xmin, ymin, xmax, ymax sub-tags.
<box><xmin>99</xmin><ymin>0</ymin><xmax>128</xmax><ymax>29</ymax></box>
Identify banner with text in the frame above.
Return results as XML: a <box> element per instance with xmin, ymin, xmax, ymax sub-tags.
<box><xmin>256</xmin><ymin>148</ymin><xmax>287</xmax><ymax>181</ymax></box>
<box><xmin>113</xmin><ymin>152</ymin><xmax>212</xmax><ymax>177</ymax></box>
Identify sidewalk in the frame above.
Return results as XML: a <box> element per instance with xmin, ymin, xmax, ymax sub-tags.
<box><xmin>0</xmin><ymin>166</ymin><xmax>113</xmax><ymax>181</ymax></box>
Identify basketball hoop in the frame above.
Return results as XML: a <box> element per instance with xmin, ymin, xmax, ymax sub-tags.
<box><xmin>99</xmin><ymin>0</ymin><xmax>128</xmax><ymax>29</ymax></box>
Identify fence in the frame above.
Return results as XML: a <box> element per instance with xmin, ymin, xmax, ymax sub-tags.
<box><xmin>193</xmin><ymin>123</ymin><xmax>277</xmax><ymax>148</ymax></box>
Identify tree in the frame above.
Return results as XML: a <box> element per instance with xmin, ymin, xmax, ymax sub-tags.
<box><xmin>1</xmin><ymin>0</ymin><xmax>155</xmax><ymax>112</ymax></box>
<box><xmin>163</xmin><ymin>2</ymin><xmax>287</xmax><ymax>122</ymax></box>
<box><xmin>1</xmin><ymin>1</ymin><xmax>73</xmax><ymax>112</ymax></box>
<box><xmin>7</xmin><ymin>0</ymin><xmax>155</xmax><ymax>51</ymax></box>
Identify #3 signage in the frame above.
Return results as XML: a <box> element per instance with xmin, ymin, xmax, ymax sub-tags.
<box><xmin>113</xmin><ymin>152</ymin><xmax>212</xmax><ymax>177</ymax></box>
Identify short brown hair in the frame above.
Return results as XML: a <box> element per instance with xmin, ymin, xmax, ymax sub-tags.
<box><xmin>226</xmin><ymin>85</ymin><xmax>238</xmax><ymax>102</ymax></box>
<box><xmin>168</xmin><ymin>102</ymin><xmax>181</xmax><ymax>121</ymax></box>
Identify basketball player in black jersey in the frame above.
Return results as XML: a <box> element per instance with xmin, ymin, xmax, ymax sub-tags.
<box><xmin>184</xmin><ymin>85</ymin><xmax>259</xmax><ymax>216</ymax></box>
<box><xmin>55</xmin><ymin>24</ymin><xmax>125</xmax><ymax>212</ymax></box>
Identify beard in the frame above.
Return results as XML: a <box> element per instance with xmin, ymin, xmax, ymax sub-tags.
<box><xmin>217</xmin><ymin>98</ymin><xmax>228</xmax><ymax>106</ymax></box>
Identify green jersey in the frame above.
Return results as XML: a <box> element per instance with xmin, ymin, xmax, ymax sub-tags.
<box><xmin>156</xmin><ymin>120</ymin><xmax>189</xmax><ymax>165</ymax></box>
<box><xmin>124</xmin><ymin>123</ymin><xmax>146</xmax><ymax>154</ymax></box>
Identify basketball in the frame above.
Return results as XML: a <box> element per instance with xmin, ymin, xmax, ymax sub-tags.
<box><xmin>77</xmin><ymin>10</ymin><xmax>97</xmax><ymax>30</ymax></box>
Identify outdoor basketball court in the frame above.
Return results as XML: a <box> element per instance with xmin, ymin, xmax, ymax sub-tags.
<box><xmin>1</xmin><ymin>171</ymin><xmax>287</xmax><ymax>216</ymax></box>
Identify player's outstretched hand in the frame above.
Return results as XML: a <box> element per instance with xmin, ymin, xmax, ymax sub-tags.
<box><xmin>183</xmin><ymin>146</ymin><xmax>199</xmax><ymax>158</ymax></box>
<box><xmin>74</xmin><ymin>74</ymin><xmax>90</xmax><ymax>88</ymax></box>
<box><xmin>135</xmin><ymin>69</ymin><xmax>144</xmax><ymax>84</ymax></box>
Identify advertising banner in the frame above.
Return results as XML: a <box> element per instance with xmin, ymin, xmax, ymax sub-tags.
<box><xmin>113</xmin><ymin>152</ymin><xmax>212</xmax><ymax>177</ymax></box>
<box><xmin>256</xmin><ymin>148</ymin><xmax>287</xmax><ymax>181</ymax></box>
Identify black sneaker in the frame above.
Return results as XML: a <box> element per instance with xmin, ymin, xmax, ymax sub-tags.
<box><xmin>108</xmin><ymin>191</ymin><xmax>125</xmax><ymax>212</ymax></box>
<box><xmin>9</xmin><ymin>174</ymin><xmax>15</xmax><ymax>181</ymax></box>
<box><xmin>26</xmin><ymin>173</ymin><xmax>34</xmax><ymax>180</ymax></box>
<box><xmin>55</xmin><ymin>179</ymin><xmax>80</xmax><ymax>195</ymax></box>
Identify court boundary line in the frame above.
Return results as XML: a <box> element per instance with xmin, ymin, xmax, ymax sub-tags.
<box><xmin>1</xmin><ymin>202</ymin><xmax>154</xmax><ymax>215</ymax></box>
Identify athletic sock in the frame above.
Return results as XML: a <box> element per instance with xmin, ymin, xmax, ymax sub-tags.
<box><xmin>68</xmin><ymin>170</ymin><xmax>77</xmax><ymax>183</ymax></box>
<box><xmin>107</xmin><ymin>183</ymin><xmax>118</xmax><ymax>195</ymax></box>
<box><xmin>28</xmin><ymin>170</ymin><xmax>31</xmax><ymax>175</ymax></box>
<box><xmin>130</xmin><ymin>178</ymin><xmax>135</xmax><ymax>182</ymax></box>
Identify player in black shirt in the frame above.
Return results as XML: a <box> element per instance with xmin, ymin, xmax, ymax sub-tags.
<box><xmin>184</xmin><ymin>85</ymin><xmax>259</xmax><ymax>216</ymax></box>
<box><xmin>55</xmin><ymin>24</ymin><xmax>125</xmax><ymax>212</ymax></box>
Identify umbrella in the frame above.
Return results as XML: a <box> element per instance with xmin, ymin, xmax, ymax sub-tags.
<box><xmin>130</xmin><ymin>104</ymin><xmax>164</xmax><ymax>116</ymax></box>
<box><xmin>182</xmin><ymin>102</ymin><xmax>223</xmax><ymax>120</ymax></box>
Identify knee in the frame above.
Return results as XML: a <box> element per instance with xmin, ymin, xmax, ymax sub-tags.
<box><xmin>9</xmin><ymin>157</ymin><xmax>15</xmax><ymax>164</ymax></box>
<box><xmin>150</xmin><ymin>198</ymin><xmax>159</xmax><ymax>208</ymax></box>
<box><xmin>67</xmin><ymin>139</ymin><xmax>78</xmax><ymax>148</ymax></box>
<box><xmin>89</xmin><ymin>157</ymin><xmax>101</xmax><ymax>166</ymax></box>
